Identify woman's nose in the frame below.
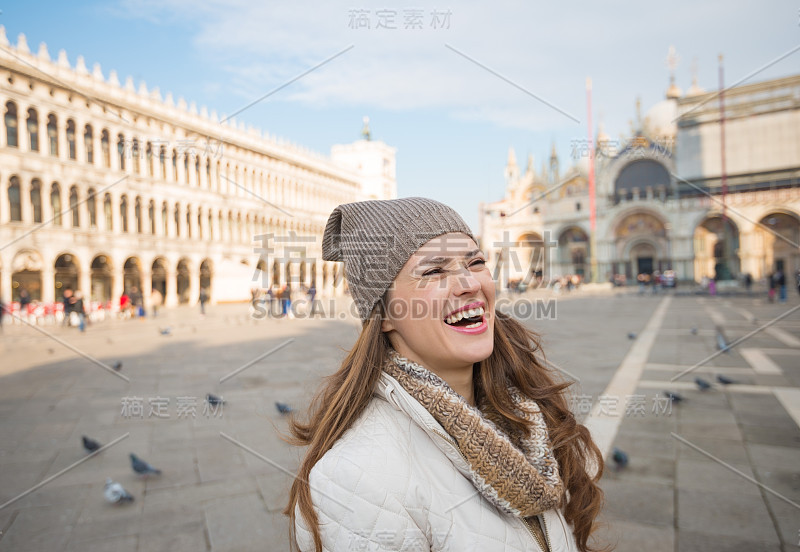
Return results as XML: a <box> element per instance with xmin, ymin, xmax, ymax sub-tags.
<box><xmin>452</xmin><ymin>268</ymin><xmax>481</xmax><ymax>294</ymax></box>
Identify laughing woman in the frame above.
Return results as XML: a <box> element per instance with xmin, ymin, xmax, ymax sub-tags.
<box><xmin>286</xmin><ymin>198</ymin><xmax>605</xmax><ymax>552</ymax></box>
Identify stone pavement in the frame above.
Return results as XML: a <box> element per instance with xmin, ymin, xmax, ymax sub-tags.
<box><xmin>0</xmin><ymin>289</ymin><xmax>797</xmax><ymax>551</ymax></box>
<box><xmin>583</xmin><ymin>293</ymin><xmax>800</xmax><ymax>552</ymax></box>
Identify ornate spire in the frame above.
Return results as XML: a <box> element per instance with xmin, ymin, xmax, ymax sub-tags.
<box><xmin>361</xmin><ymin>116</ymin><xmax>371</xmax><ymax>140</ymax></box>
<box><xmin>507</xmin><ymin>146</ymin><xmax>518</xmax><ymax>168</ymax></box>
<box><xmin>687</xmin><ymin>56</ymin><xmax>706</xmax><ymax>96</ymax></box>
<box><xmin>665</xmin><ymin>45</ymin><xmax>682</xmax><ymax>99</ymax></box>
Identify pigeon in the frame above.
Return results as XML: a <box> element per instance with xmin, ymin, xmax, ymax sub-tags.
<box><xmin>695</xmin><ymin>377</ymin><xmax>712</xmax><ymax>391</ymax></box>
<box><xmin>82</xmin><ymin>435</ymin><xmax>102</xmax><ymax>453</ymax></box>
<box><xmin>715</xmin><ymin>326</ymin><xmax>730</xmax><ymax>353</ymax></box>
<box><xmin>275</xmin><ymin>402</ymin><xmax>294</xmax><ymax>415</ymax></box>
<box><xmin>716</xmin><ymin>374</ymin><xmax>737</xmax><ymax>385</ymax></box>
<box><xmin>130</xmin><ymin>453</ymin><xmax>162</xmax><ymax>476</ymax></box>
<box><xmin>664</xmin><ymin>391</ymin><xmax>684</xmax><ymax>403</ymax></box>
<box><xmin>206</xmin><ymin>393</ymin><xmax>225</xmax><ymax>406</ymax></box>
<box><xmin>611</xmin><ymin>447</ymin><xmax>629</xmax><ymax>470</ymax></box>
<box><xmin>627</xmin><ymin>332</ymin><xmax>637</xmax><ymax>340</ymax></box>
<box><xmin>104</xmin><ymin>478</ymin><xmax>134</xmax><ymax>504</ymax></box>
<box><xmin>158</xmin><ymin>327</ymin><xmax>172</xmax><ymax>336</ymax></box>
<box><xmin>690</xmin><ymin>326</ymin><xmax>698</xmax><ymax>336</ymax></box>
<box><xmin>112</xmin><ymin>361</ymin><xmax>122</xmax><ymax>372</ymax></box>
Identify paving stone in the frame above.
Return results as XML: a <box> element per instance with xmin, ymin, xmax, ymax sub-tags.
<box><xmin>677</xmin><ymin>488</ymin><xmax>780</xmax><ymax>543</ymax></box>
<box><xmin>592</xmin><ymin>518</ymin><xmax>674</xmax><ymax>552</ymax></box>
<box><xmin>599</xmin><ymin>479</ymin><xmax>674</xmax><ymax>527</ymax></box>
<box><xmin>747</xmin><ymin>443</ymin><xmax>800</xmax><ymax>471</ymax></box>
<box><xmin>677</xmin><ymin>530</ymin><xmax>782</xmax><ymax>552</ymax></box>
<box><xmin>676</xmin><ymin>458</ymin><xmax>762</xmax><ymax>497</ymax></box>
<box><xmin>203</xmin><ymin>492</ymin><xmax>277</xmax><ymax>551</ymax></box>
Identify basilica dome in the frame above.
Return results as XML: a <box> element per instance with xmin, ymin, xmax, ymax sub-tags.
<box><xmin>643</xmin><ymin>98</ymin><xmax>678</xmax><ymax>140</ymax></box>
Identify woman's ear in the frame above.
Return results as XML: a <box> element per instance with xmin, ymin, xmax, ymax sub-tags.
<box><xmin>380</xmin><ymin>318</ymin><xmax>394</xmax><ymax>333</ymax></box>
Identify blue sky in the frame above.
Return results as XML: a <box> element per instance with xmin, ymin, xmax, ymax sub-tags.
<box><xmin>4</xmin><ymin>0</ymin><xmax>799</xmax><ymax>230</ymax></box>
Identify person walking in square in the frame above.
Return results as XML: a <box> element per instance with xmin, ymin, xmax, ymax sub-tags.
<box><xmin>287</xmin><ymin>198</ymin><xmax>604</xmax><ymax>552</ymax></box>
<box><xmin>199</xmin><ymin>287</ymin><xmax>209</xmax><ymax>315</ymax></box>
<box><xmin>150</xmin><ymin>288</ymin><xmax>163</xmax><ymax>318</ymax></box>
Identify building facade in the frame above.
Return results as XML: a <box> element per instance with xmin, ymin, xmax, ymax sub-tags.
<box><xmin>481</xmin><ymin>72</ymin><xmax>800</xmax><ymax>288</ymax></box>
<box><xmin>0</xmin><ymin>29</ymin><xmax>396</xmax><ymax>308</ymax></box>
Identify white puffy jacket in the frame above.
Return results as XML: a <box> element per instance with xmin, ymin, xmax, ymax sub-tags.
<box><xmin>295</xmin><ymin>373</ymin><xmax>579</xmax><ymax>551</ymax></box>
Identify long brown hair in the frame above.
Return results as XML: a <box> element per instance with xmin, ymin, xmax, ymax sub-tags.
<box><xmin>285</xmin><ymin>302</ymin><xmax>606</xmax><ymax>552</ymax></box>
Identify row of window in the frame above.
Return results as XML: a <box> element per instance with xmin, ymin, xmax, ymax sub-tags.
<box><xmin>4</xmin><ymin>177</ymin><xmax>321</xmax><ymax>242</ymax></box>
<box><xmin>2</xmin><ymin>100</ymin><xmax>353</xmax><ymax>209</ymax></box>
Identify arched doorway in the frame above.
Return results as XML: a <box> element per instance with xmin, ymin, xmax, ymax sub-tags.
<box><xmin>123</xmin><ymin>257</ymin><xmax>142</xmax><ymax>293</ymax></box>
<box><xmin>200</xmin><ymin>259</ymin><xmax>213</xmax><ymax>296</ymax></box>
<box><xmin>272</xmin><ymin>260</ymin><xmax>280</xmax><ymax>287</ymax></box>
<box><xmin>630</xmin><ymin>242</ymin><xmax>657</xmax><ymax>276</ymax></box>
<box><xmin>614</xmin><ymin>211</ymin><xmax>669</xmax><ymax>280</ymax></box>
<box><xmin>176</xmin><ymin>258</ymin><xmax>191</xmax><ymax>304</ymax></box>
<box><xmin>151</xmin><ymin>258</ymin><xmax>168</xmax><ymax>296</ymax></box>
<box><xmin>54</xmin><ymin>253</ymin><xmax>80</xmax><ymax>298</ymax></box>
<box><xmin>755</xmin><ymin>212</ymin><xmax>800</xmax><ymax>278</ymax></box>
<box><xmin>557</xmin><ymin>227</ymin><xmax>589</xmax><ymax>278</ymax></box>
<box><xmin>694</xmin><ymin>216</ymin><xmax>740</xmax><ymax>281</ymax></box>
<box><xmin>90</xmin><ymin>254</ymin><xmax>113</xmax><ymax>301</ymax></box>
<box><xmin>512</xmin><ymin>232</ymin><xmax>546</xmax><ymax>286</ymax></box>
<box><xmin>12</xmin><ymin>249</ymin><xmax>43</xmax><ymax>301</ymax></box>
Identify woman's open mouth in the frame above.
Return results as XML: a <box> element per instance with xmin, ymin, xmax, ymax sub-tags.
<box><xmin>443</xmin><ymin>304</ymin><xmax>488</xmax><ymax>334</ymax></box>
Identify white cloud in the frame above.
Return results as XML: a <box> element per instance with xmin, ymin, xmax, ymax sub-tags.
<box><xmin>116</xmin><ymin>0</ymin><xmax>799</xmax><ymax>141</ymax></box>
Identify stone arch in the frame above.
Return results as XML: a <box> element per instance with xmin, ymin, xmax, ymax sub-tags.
<box><xmin>176</xmin><ymin>257</ymin><xmax>191</xmax><ymax>304</ymax></box>
<box><xmin>694</xmin><ymin>215</ymin><xmax>741</xmax><ymax>281</ymax></box>
<box><xmin>200</xmin><ymin>258</ymin><xmax>213</xmax><ymax>297</ymax></box>
<box><xmin>12</xmin><ymin>249</ymin><xmax>44</xmax><ymax>301</ymax></box>
<box><xmin>754</xmin><ymin>211</ymin><xmax>800</xmax><ymax>278</ymax></box>
<box><xmin>612</xmin><ymin>209</ymin><xmax>670</xmax><ymax>279</ymax></box>
<box><xmin>91</xmin><ymin>254</ymin><xmax>114</xmax><ymax>302</ymax></box>
<box><xmin>151</xmin><ymin>257</ymin><xmax>168</xmax><ymax>296</ymax></box>
<box><xmin>54</xmin><ymin>252</ymin><xmax>80</xmax><ymax>299</ymax></box>
<box><xmin>557</xmin><ymin>226</ymin><xmax>590</xmax><ymax>278</ymax></box>
<box><xmin>123</xmin><ymin>256</ymin><xmax>142</xmax><ymax>294</ymax></box>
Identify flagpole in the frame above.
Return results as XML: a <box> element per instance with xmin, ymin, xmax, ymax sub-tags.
<box><xmin>718</xmin><ymin>54</ymin><xmax>729</xmax><ymax>280</ymax></box>
<box><xmin>587</xmin><ymin>77</ymin><xmax>598</xmax><ymax>283</ymax></box>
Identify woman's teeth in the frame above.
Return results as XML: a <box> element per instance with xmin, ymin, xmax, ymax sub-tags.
<box><xmin>444</xmin><ymin>306</ymin><xmax>485</xmax><ymax>326</ymax></box>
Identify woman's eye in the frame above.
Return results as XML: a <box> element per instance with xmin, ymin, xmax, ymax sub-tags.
<box><xmin>422</xmin><ymin>268</ymin><xmax>444</xmax><ymax>276</ymax></box>
<box><xmin>470</xmin><ymin>259</ymin><xmax>487</xmax><ymax>267</ymax></box>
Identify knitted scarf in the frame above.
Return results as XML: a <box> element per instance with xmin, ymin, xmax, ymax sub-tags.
<box><xmin>383</xmin><ymin>349</ymin><xmax>564</xmax><ymax>519</ymax></box>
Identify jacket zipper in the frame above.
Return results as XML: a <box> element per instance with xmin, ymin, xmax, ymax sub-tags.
<box><xmin>431</xmin><ymin>428</ymin><xmax>472</xmax><ymax>465</ymax></box>
<box><xmin>521</xmin><ymin>517</ymin><xmax>545</xmax><ymax>552</ymax></box>
<box><xmin>541</xmin><ymin>513</ymin><xmax>552</xmax><ymax>552</ymax></box>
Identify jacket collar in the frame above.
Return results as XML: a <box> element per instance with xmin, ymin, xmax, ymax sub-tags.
<box><xmin>374</xmin><ymin>372</ymin><xmax>473</xmax><ymax>476</ymax></box>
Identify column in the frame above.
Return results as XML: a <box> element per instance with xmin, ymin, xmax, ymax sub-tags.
<box><xmin>189</xmin><ymin>262</ymin><xmax>200</xmax><ymax>307</ymax></box>
<box><xmin>165</xmin><ymin>268</ymin><xmax>178</xmax><ymax>307</ymax></box>
<box><xmin>79</xmin><ymin>261</ymin><xmax>91</xmax><ymax>299</ymax></box>
<box><xmin>1</xmin><ymin>262</ymin><xmax>12</xmax><ymax>305</ymax></box>
<box><xmin>74</xmin><ymin>117</ymin><xmax>85</xmax><ymax>163</ymax></box>
<box><xmin>19</xmin><ymin>177</ymin><xmax>30</xmax><ymax>224</ymax></box>
<box><xmin>141</xmin><ymin>269</ymin><xmax>152</xmax><ymax>313</ymax></box>
<box><xmin>41</xmin><ymin>261</ymin><xmax>55</xmax><ymax>303</ymax></box>
<box><xmin>111</xmin><ymin>262</ymin><xmax>124</xmax><ymax>308</ymax></box>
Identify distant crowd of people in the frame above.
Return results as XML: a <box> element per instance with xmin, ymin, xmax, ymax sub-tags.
<box><xmin>250</xmin><ymin>283</ymin><xmax>318</xmax><ymax>318</ymax></box>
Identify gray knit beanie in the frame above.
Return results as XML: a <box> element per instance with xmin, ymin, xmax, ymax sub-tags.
<box><xmin>322</xmin><ymin>197</ymin><xmax>476</xmax><ymax>320</ymax></box>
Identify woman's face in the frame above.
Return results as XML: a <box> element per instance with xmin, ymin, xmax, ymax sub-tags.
<box><xmin>381</xmin><ymin>232</ymin><xmax>495</xmax><ymax>375</ymax></box>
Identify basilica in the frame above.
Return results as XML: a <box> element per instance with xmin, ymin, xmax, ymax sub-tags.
<box><xmin>0</xmin><ymin>28</ymin><xmax>396</xmax><ymax>309</ymax></box>
<box><xmin>480</xmin><ymin>69</ymin><xmax>800</xmax><ymax>289</ymax></box>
